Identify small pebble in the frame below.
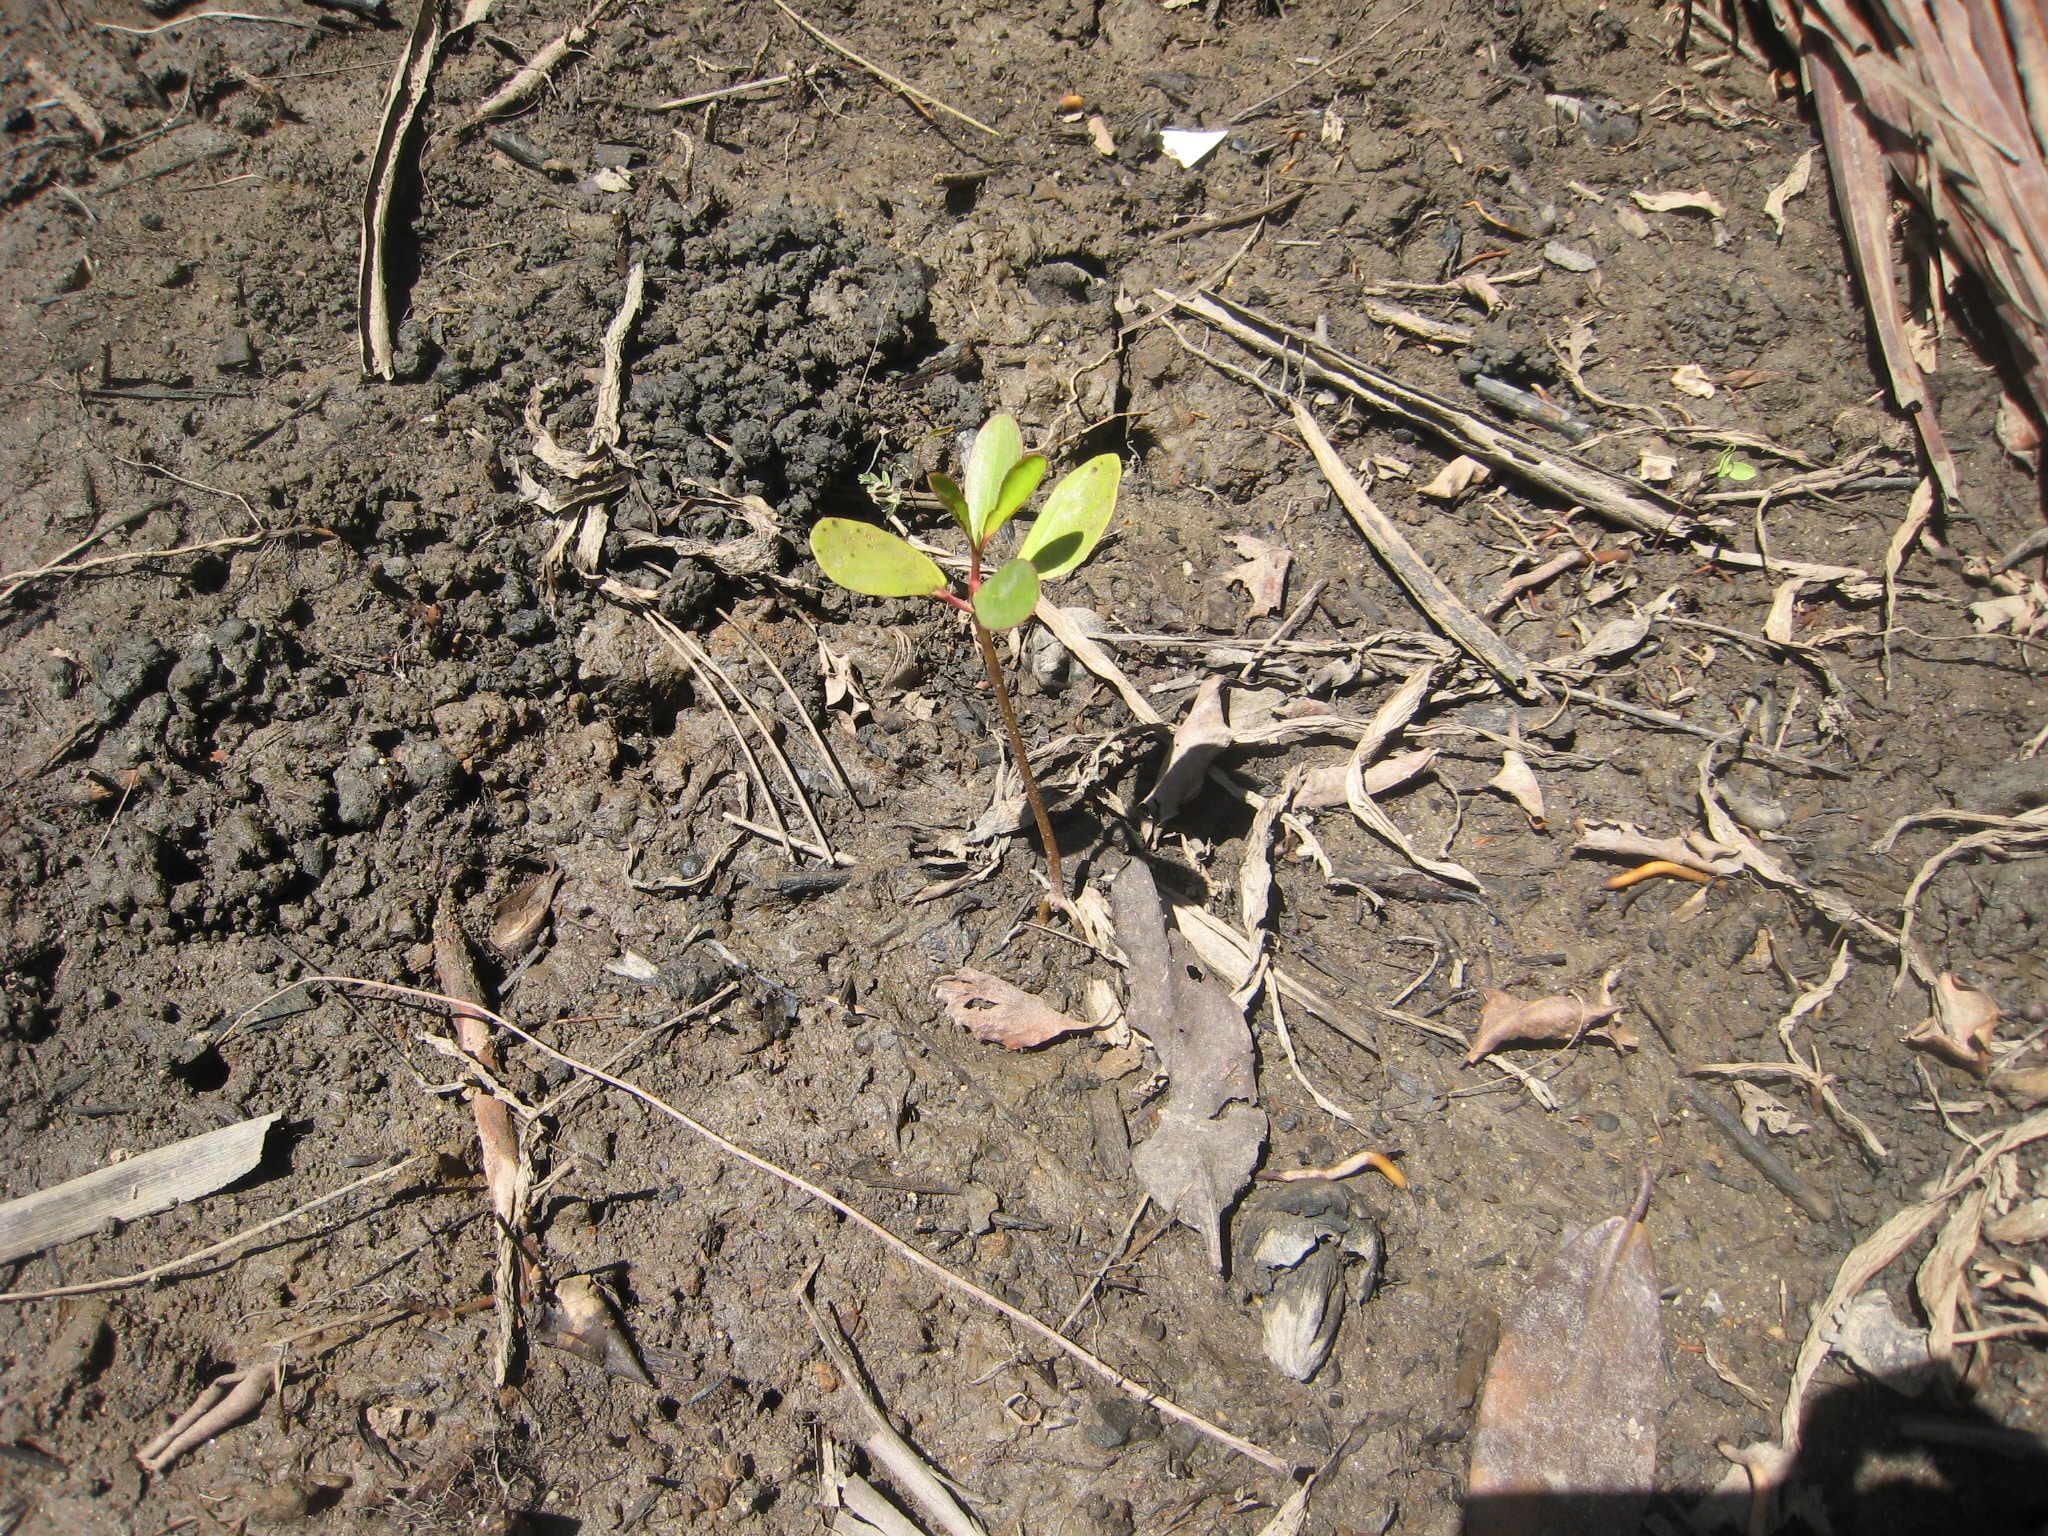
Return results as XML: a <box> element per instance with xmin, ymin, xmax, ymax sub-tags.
<box><xmin>1592</xmin><ymin>1111</ymin><xmax>1619</xmax><ymax>1133</ymax></box>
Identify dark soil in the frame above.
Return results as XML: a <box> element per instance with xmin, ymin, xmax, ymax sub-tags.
<box><xmin>3</xmin><ymin>2</ymin><xmax>2046</xmax><ymax>1534</ymax></box>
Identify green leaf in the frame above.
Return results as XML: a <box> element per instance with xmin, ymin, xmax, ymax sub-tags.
<box><xmin>981</xmin><ymin>454</ymin><xmax>1046</xmax><ymax>545</ymax></box>
<box><xmin>963</xmin><ymin>413</ymin><xmax>1025</xmax><ymax>543</ymax></box>
<box><xmin>1724</xmin><ymin>459</ymin><xmax>1758</xmax><ymax>482</ymax></box>
<box><xmin>929</xmin><ymin>472</ymin><xmax>971</xmax><ymax>534</ymax></box>
<box><xmin>810</xmin><ymin>518</ymin><xmax>948</xmax><ymax>598</ymax></box>
<box><xmin>1018</xmin><ymin>453</ymin><xmax>1121</xmax><ymax>581</ymax></box>
<box><xmin>972</xmin><ymin>556</ymin><xmax>1040</xmax><ymax>630</ymax></box>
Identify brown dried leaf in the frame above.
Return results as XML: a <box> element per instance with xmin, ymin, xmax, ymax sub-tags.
<box><xmin>1419</xmin><ymin>454</ymin><xmax>1491</xmax><ymax>501</ymax></box>
<box><xmin>934</xmin><ymin>969</ymin><xmax>1098</xmax><ymax>1050</ymax></box>
<box><xmin>1226</xmin><ymin>535</ymin><xmax>1293</xmax><ymax>617</ymax></box>
<box><xmin>1296</xmin><ymin>746</ymin><xmax>1436</xmax><ymax>810</ymax></box>
<box><xmin>1763</xmin><ymin>149</ymin><xmax>1814</xmax><ymax>235</ymax></box>
<box><xmin>1906</xmin><ymin>973</ymin><xmax>2002</xmax><ymax>1075</ymax></box>
<box><xmin>1487</xmin><ymin>749</ymin><xmax>1546</xmax><ymax>827</ymax></box>
<box><xmin>1632</xmin><ymin>187</ymin><xmax>1727</xmax><ymax>218</ymax></box>
<box><xmin>1143</xmin><ymin>676</ymin><xmax>1233</xmax><ymax>822</ymax></box>
<box><xmin>1467</xmin><ymin>1197</ymin><xmax>1661</xmax><ymax>1535</ymax></box>
<box><xmin>1669</xmin><ymin>363</ymin><xmax>1717</xmax><ymax>399</ymax></box>
<box><xmin>490</xmin><ymin>867</ymin><xmax>561</xmax><ymax>961</ymax></box>
<box><xmin>534</xmin><ymin>1274</ymin><xmax>655</xmax><ymax>1387</ymax></box>
<box><xmin>1465</xmin><ymin>990</ymin><xmax>1631</xmax><ymax>1064</ymax></box>
<box><xmin>1113</xmin><ymin>859</ymin><xmax>1265</xmax><ymax>1271</ymax></box>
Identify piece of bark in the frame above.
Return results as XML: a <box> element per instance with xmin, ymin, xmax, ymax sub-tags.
<box><xmin>0</xmin><ymin>1113</ymin><xmax>280</xmax><ymax>1266</ymax></box>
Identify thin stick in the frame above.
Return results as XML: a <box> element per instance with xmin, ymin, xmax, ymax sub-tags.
<box><xmin>647</xmin><ymin>614</ymin><xmax>793</xmax><ymax>862</ymax></box>
<box><xmin>1267</xmin><ymin>966</ymin><xmax>1362</xmax><ymax>1126</ymax></box>
<box><xmin>247</xmin><ymin>976</ymin><xmax>1291</xmax><ymax>1476</ymax></box>
<box><xmin>644</xmin><ymin>74</ymin><xmax>793</xmax><ymax>111</ymax></box>
<box><xmin>664</xmin><ymin>619</ymin><xmax>837</xmax><ymax>863</ymax></box>
<box><xmin>1224</xmin><ymin>3</ymin><xmax>1418</xmax><ymax>123</ymax></box>
<box><xmin>798</xmin><ymin>1267</ymin><xmax>987</xmax><ymax>1536</ymax></box>
<box><xmin>0</xmin><ymin>527</ymin><xmax>321</xmax><ymax>602</ymax></box>
<box><xmin>1560</xmin><ymin>686</ymin><xmax>1843</xmax><ymax>778</ymax></box>
<box><xmin>1237</xmin><ymin>578</ymin><xmax>1327</xmax><ymax>684</ymax></box>
<box><xmin>94</xmin><ymin>12</ymin><xmax>317</xmax><ymax>35</ymax></box>
<box><xmin>720</xmin><ymin>607</ymin><xmax>853</xmax><ymax>797</ymax></box>
<box><xmin>1058</xmin><ymin>1196</ymin><xmax>1150</xmax><ymax>1336</ymax></box>
<box><xmin>975</xmin><ymin>618</ymin><xmax>1063</xmax><ymax>898</ymax></box>
<box><xmin>1294</xmin><ymin>402</ymin><xmax>1540</xmax><ymax>699</ymax></box>
<box><xmin>772</xmin><ymin>1</ymin><xmax>1000</xmax><ymax>137</ymax></box>
<box><xmin>721</xmin><ymin>812</ymin><xmax>852</xmax><ymax>866</ymax></box>
<box><xmin>0</xmin><ymin>1157</ymin><xmax>423</xmax><ymax>1304</ymax></box>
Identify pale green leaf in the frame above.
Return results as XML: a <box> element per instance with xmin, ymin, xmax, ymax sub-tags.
<box><xmin>810</xmin><ymin>518</ymin><xmax>947</xmax><ymax>598</ymax></box>
<box><xmin>963</xmin><ymin>413</ymin><xmax>1024</xmax><ymax>542</ymax></box>
<box><xmin>972</xmin><ymin>557</ymin><xmax>1040</xmax><ymax>630</ymax></box>
<box><xmin>981</xmin><ymin>454</ymin><xmax>1047</xmax><ymax>545</ymax></box>
<box><xmin>929</xmin><ymin>472</ymin><xmax>971</xmax><ymax>534</ymax></box>
<box><xmin>1018</xmin><ymin>453</ymin><xmax>1121</xmax><ymax>580</ymax></box>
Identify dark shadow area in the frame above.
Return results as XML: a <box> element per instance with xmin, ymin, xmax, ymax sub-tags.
<box><xmin>1458</xmin><ymin>1380</ymin><xmax>2048</xmax><ymax>1536</ymax></box>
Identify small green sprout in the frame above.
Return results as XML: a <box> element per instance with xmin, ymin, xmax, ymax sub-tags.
<box><xmin>1713</xmin><ymin>446</ymin><xmax>1758</xmax><ymax>482</ymax></box>
<box><xmin>810</xmin><ymin>414</ymin><xmax>1122</xmax><ymax>895</ymax></box>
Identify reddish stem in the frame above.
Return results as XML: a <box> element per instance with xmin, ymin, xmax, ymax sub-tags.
<box><xmin>973</xmin><ymin>616</ymin><xmax>1063</xmax><ymax>899</ymax></box>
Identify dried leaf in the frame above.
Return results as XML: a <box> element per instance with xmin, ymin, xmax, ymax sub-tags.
<box><xmin>1143</xmin><ymin>676</ymin><xmax>1233</xmax><ymax>822</ymax></box>
<box><xmin>1906</xmin><ymin>973</ymin><xmax>2002</xmax><ymax>1075</ymax></box>
<box><xmin>490</xmin><ymin>867</ymin><xmax>561</xmax><ymax>961</ymax></box>
<box><xmin>1970</xmin><ymin>584</ymin><xmax>2048</xmax><ymax>636</ymax></box>
<box><xmin>1994</xmin><ymin>1067</ymin><xmax>2048</xmax><ymax>1109</ymax></box>
<box><xmin>1612</xmin><ymin>204</ymin><xmax>1652</xmax><ymax>240</ymax></box>
<box><xmin>1986</xmin><ymin>1200</ymin><xmax>2048</xmax><ymax>1245</ymax></box>
<box><xmin>1467</xmin><ymin>1195</ymin><xmax>1660</xmax><ymax>1536</ymax></box>
<box><xmin>1763</xmin><ymin>149</ymin><xmax>1814</xmax><ymax>235</ymax></box>
<box><xmin>1670</xmin><ymin>363</ymin><xmax>1717</xmax><ymax>399</ymax></box>
<box><xmin>1465</xmin><ymin>990</ymin><xmax>1631</xmax><ymax>1065</ymax></box>
<box><xmin>534</xmin><ymin>1273</ymin><xmax>655</xmax><ymax>1386</ymax></box>
<box><xmin>935</xmin><ymin>969</ymin><xmax>1097</xmax><ymax>1050</ymax></box>
<box><xmin>1226</xmin><ymin>535</ymin><xmax>1293</xmax><ymax>618</ymax></box>
<box><xmin>1235</xmin><ymin>1181</ymin><xmax>1381</xmax><ymax>1381</ymax></box>
<box><xmin>1296</xmin><ymin>746</ymin><xmax>1435</xmax><ymax>810</ymax></box>
<box><xmin>1734</xmin><ymin>1082</ymin><xmax>1811</xmax><ymax>1138</ymax></box>
<box><xmin>1632</xmin><ymin>187</ymin><xmax>1727</xmax><ymax>219</ymax></box>
<box><xmin>1903</xmin><ymin>317</ymin><xmax>1938</xmax><ymax>374</ymax></box>
<box><xmin>1487</xmin><ymin>749</ymin><xmax>1546</xmax><ymax>827</ymax></box>
<box><xmin>1918</xmin><ymin>1186</ymin><xmax>1988</xmax><ymax>1373</ymax></box>
<box><xmin>1576</xmin><ymin>822</ymin><xmax>1742</xmax><ymax>876</ymax></box>
<box><xmin>1086</xmin><ymin>114</ymin><xmax>1116</xmax><ymax>156</ymax></box>
<box><xmin>1995</xmin><ymin>394</ymin><xmax>2041</xmax><ymax>469</ymax></box>
<box><xmin>1764</xmin><ymin>577</ymin><xmax>1806</xmax><ymax>645</ymax></box>
<box><xmin>1637</xmin><ymin>451</ymin><xmax>1677</xmax><ymax>482</ymax></box>
<box><xmin>818</xmin><ymin>640</ymin><xmax>872</xmax><ymax>722</ymax></box>
<box><xmin>1543</xmin><ymin>240</ymin><xmax>1599</xmax><ymax>272</ymax></box>
<box><xmin>1113</xmin><ymin>859</ymin><xmax>1265</xmax><ymax>1271</ymax></box>
<box><xmin>1420</xmin><ymin>455</ymin><xmax>1492</xmax><ymax>501</ymax></box>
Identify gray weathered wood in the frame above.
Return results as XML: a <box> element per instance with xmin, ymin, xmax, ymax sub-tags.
<box><xmin>0</xmin><ymin>1112</ymin><xmax>280</xmax><ymax>1264</ymax></box>
<box><xmin>1292</xmin><ymin>402</ymin><xmax>1542</xmax><ymax>700</ymax></box>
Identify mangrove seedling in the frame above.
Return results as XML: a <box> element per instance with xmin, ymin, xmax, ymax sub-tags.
<box><xmin>809</xmin><ymin>414</ymin><xmax>1121</xmax><ymax>897</ymax></box>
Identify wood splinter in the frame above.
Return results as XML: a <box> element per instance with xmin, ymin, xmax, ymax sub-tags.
<box><xmin>136</xmin><ymin>1361</ymin><xmax>276</xmax><ymax>1473</ymax></box>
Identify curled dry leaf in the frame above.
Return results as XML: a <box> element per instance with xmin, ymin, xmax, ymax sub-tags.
<box><xmin>1764</xmin><ymin>149</ymin><xmax>1814</xmax><ymax>235</ymax></box>
<box><xmin>490</xmin><ymin>867</ymin><xmax>561</xmax><ymax>961</ymax></box>
<box><xmin>1295</xmin><ymin>746</ymin><xmax>1435</xmax><ymax>810</ymax></box>
<box><xmin>935</xmin><ymin>969</ymin><xmax>1098</xmax><ymax>1050</ymax></box>
<box><xmin>1670</xmin><ymin>363</ymin><xmax>1718</xmax><ymax>399</ymax></box>
<box><xmin>1995</xmin><ymin>394</ymin><xmax>2041</xmax><ymax>470</ymax></box>
<box><xmin>534</xmin><ymin>1274</ymin><xmax>655</xmax><ymax>1387</ymax></box>
<box><xmin>1467</xmin><ymin>1189</ymin><xmax>1660</xmax><ymax>1536</ymax></box>
<box><xmin>1419</xmin><ymin>455</ymin><xmax>1492</xmax><ymax>501</ymax></box>
<box><xmin>1144</xmin><ymin>675</ymin><xmax>1233</xmax><ymax>822</ymax></box>
<box><xmin>1969</xmin><ymin>583</ymin><xmax>2047</xmax><ymax>636</ymax></box>
<box><xmin>1637</xmin><ymin>450</ymin><xmax>1677</xmax><ymax>482</ymax></box>
<box><xmin>1487</xmin><ymin>749</ymin><xmax>1547</xmax><ymax>828</ymax></box>
<box><xmin>1826</xmin><ymin>1289</ymin><xmax>1934</xmax><ymax>1396</ymax></box>
<box><xmin>1632</xmin><ymin>187</ymin><xmax>1727</xmax><ymax>219</ymax></box>
<box><xmin>818</xmin><ymin>640</ymin><xmax>872</xmax><ymax>722</ymax></box>
<box><xmin>1764</xmin><ymin>577</ymin><xmax>1806</xmax><ymax>645</ymax></box>
<box><xmin>1226</xmin><ymin>534</ymin><xmax>1293</xmax><ymax>618</ymax></box>
<box><xmin>1465</xmin><ymin>990</ymin><xmax>1633</xmax><ymax>1065</ymax></box>
<box><xmin>1735</xmin><ymin>1081</ymin><xmax>1811</xmax><ymax>1138</ymax></box>
<box><xmin>1906</xmin><ymin>973</ymin><xmax>2001</xmax><ymax>1075</ymax></box>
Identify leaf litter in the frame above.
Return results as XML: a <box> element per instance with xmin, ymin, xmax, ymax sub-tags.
<box><xmin>1112</xmin><ymin>858</ymin><xmax>1266</xmax><ymax>1273</ymax></box>
<box><xmin>1467</xmin><ymin>1176</ymin><xmax>1661</xmax><ymax>1535</ymax></box>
